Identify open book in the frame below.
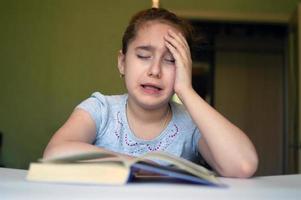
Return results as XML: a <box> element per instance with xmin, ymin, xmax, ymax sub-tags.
<box><xmin>27</xmin><ymin>150</ymin><xmax>224</xmax><ymax>186</ymax></box>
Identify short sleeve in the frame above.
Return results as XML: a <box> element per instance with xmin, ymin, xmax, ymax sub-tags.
<box><xmin>76</xmin><ymin>92</ymin><xmax>109</xmax><ymax>135</ymax></box>
<box><xmin>192</xmin><ymin>128</ymin><xmax>212</xmax><ymax>168</ymax></box>
<box><xmin>192</xmin><ymin>127</ymin><xmax>202</xmax><ymax>155</ymax></box>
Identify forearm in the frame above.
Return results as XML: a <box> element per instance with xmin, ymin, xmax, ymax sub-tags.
<box><xmin>43</xmin><ymin>141</ymin><xmax>137</xmax><ymax>161</ymax></box>
<box><xmin>164</xmin><ymin>29</ymin><xmax>257</xmax><ymax>177</ymax></box>
<box><xmin>43</xmin><ymin>141</ymin><xmax>106</xmax><ymax>159</ymax></box>
<box><xmin>177</xmin><ymin>88</ymin><xmax>258</xmax><ymax>178</ymax></box>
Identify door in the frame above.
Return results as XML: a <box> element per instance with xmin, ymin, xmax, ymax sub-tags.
<box><xmin>287</xmin><ymin>3</ymin><xmax>301</xmax><ymax>173</ymax></box>
<box><xmin>214</xmin><ymin>29</ymin><xmax>285</xmax><ymax>176</ymax></box>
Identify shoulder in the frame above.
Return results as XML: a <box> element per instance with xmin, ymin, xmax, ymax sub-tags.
<box><xmin>77</xmin><ymin>92</ymin><xmax>128</xmax><ymax>117</ymax></box>
<box><xmin>76</xmin><ymin>92</ymin><xmax>127</xmax><ymax>131</ymax></box>
<box><xmin>78</xmin><ymin>92</ymin><xmax>127</xmax><ymax>116</ymax></box>
<box><xmin>87</xmin><ymin>92</ymin><xmax>127</xmax><ymax>107</ymax></box>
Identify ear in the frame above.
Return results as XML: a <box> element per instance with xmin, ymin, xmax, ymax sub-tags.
<box><xmin>117</xmin><ymin>50</ymin><xmax>125</xmax><ymax>75</ymax></box>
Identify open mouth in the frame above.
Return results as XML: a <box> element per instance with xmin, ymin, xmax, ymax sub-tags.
<box><xmin>141</xmin><ymin>84</ymin><xmax>162</xmax><ymax>92</ymax></box>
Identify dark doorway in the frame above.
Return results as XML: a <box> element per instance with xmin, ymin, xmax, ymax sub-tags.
<box><xmin>190</xmin><ymin>20</ymin><xmax>290</xmax><ymax>176</ymax></box>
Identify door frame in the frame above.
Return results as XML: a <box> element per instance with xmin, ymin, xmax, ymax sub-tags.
<box><xmin>175</xmin><ymin>6</ymin><xmax>300</xmax><ymax>174</ymax></box>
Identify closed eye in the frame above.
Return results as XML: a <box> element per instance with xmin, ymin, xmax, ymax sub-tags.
<box><xmin>137</xmin><ymin>54</ymin><xmax>151</xmax><ymax>59</ymax></box>
<box><xmin>164</xmin><ymin>58</ymin><xmax>175</xmax><ymax>63</ymax></box>
<box><xmin>164</xmin><ymin>53</ymin><xmax>175</xmax><ymax>64</ymax></box>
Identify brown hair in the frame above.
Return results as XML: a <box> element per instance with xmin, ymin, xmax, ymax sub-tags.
<box><xmin>121</xmin><ymin>8</ymin><xmax>194</xmax><ymax>54</ymax></box>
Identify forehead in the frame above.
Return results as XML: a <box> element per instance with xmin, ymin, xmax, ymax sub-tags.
<box><xmin>129</xmin><ymin>21</ymin><xmax>180</xmax><ymax>50</ymax></box>
<box><xmin>139</xmin><ymin>21</ymin><xmax>180</xmax><ymax>36</ymax></box>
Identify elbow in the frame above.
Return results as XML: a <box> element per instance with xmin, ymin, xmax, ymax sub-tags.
<box><xmin>236</xmin><ymin>157</ymin><xmax>258</xmax><ymax>178</ymax></box>
<box><xmin>42</xmin><ymin>145</ymin><xmax>53</xmax><ymax>159</ymax></box>
<box><xmin>219</xmin><ymin>154</ymin><xmax>259</xmax><ymax>178</ymax></box>
<box><xmin>43</xmin><ymin>142</ymin><xmax>61</xmax><ymax>159</ymax></box>
<box><xmin>238</xmin><ymin>149</ymin><xmax>259</xmax><ymax>178</ymax></box>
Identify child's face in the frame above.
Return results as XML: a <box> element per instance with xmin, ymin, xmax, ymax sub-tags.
<box><xmin>118</xmin><ymin>21</ymin><xmax>179</xmax><ymax>109</ymax></box>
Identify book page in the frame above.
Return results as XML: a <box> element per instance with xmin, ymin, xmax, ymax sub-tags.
<box><xmin>134</xmin><ymin>151</ymin><xmax>219</xmax><ymax>183</ymax></box>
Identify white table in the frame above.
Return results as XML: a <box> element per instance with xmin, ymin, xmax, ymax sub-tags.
<box><xmin>1</xmin><ymin>167</ymin><xmax>300</xmax><ymax>200</ymax></box>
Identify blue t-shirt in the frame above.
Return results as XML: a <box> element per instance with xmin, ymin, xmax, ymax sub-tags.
<box><xmin>76</xmin><ymin>92</ymin><xmax>202</xmax><ymax>163</ymax></box>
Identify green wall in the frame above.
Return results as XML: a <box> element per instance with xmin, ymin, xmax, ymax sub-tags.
<box><xmin>168</xmin><ymin>0</ymin><xmax>299</xmax><ymax>14</ymax></box>
<box><xmin>0</xmin><ymin>0</ymin><xmax>300</xmax><ymax>169</ymax></box>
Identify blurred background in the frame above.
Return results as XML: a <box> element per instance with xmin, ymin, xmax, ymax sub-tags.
<box><xmin>0</xmin><ymin>0</ymin><xmax>300</xmax><ymax>176</ymax></box>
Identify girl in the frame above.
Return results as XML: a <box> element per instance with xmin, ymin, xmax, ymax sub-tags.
<box><xmin>43</xmin><ymin>8</ymin><xmax>258</xmax><ymax>178</ymax></box>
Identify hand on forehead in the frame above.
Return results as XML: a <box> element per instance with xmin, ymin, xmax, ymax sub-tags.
<box><xmin>131</xmin><ymin>21</ymin><xmax>182</xmax><ymax>52</ymax></box>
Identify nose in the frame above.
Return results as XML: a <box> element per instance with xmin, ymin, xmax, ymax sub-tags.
<box><xmin>147</xmin><ymin>58</ymin><xmax>162</xmax><ymax>78</ymax></box>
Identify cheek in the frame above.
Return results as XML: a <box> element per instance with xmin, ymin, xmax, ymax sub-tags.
<box><xmin>123</xmin><ymin>60</ymin><xmax>137</xmax><ymax>77</ymax></box>
<box><xmin>123</xmin><ymin>61</ymin><xmax>144</xmax><ymax>85</ymax></box>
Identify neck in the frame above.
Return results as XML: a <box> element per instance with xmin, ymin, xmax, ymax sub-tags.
<box><xmin>125</xmin><ymin>98</ymin><xmax>172</xmax><ymax>140</ymax></box>
<box><xmin>126</xmin><ymin>99</ymin><xmax>171</xmax><ymax>124</ymax></box>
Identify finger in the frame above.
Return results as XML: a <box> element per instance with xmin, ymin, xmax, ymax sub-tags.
<box><xmin>165</xmin><ymin>40</ymin><xmax>192</xmax><ymax>84</ymax></box>
<box><xmin>164</xmin><ymin>40</ymin><xmax>184</xmax><ymax>66</ymax></box>
<box><xmin>177</xmin><ymin>32</ymin><xmax>191</xmax><ymax>54</ymax></box>
<box><xmin>166</xmin><ymin>31</ymin><xmax>187</xmax><ymax>53</ymax></box>
<box><xmin>164</xmin><ymin>34</ymin><xmax>190</xmax><ymax>64</ymax></box>
<box><xmin>167</xmin><ymin>29</ymin><xmax>190</xmax><ymax>53</ymax></box>
<box><xmin>176</xmin><ymin>33</ymin><xmax>191</xmax><ymax>58</ymax></box>
<box><xmin>165</xmin><ymin>34</ymin><xmax>187</xmax><ymax>57</ymax></box>
<box><xmin>165</xmin><ymin>30</ymin><xmax>191</xmax><ymax>61</ymax></box>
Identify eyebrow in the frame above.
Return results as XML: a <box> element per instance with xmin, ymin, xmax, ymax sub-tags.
<box><xmin>134</xmin><ymin>45</ymin><xmax>171</xmax><ymax>56</ymax></box>
<box><xmin>134</xmin><ymin>45</ymin><xmax>155</xmax><ymax>52</ymax></box>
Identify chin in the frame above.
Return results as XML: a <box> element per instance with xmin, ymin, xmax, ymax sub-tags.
<box><xmin>132</xmin><ymin>95</ymin><xmax>170</xmax><ymax>110</ymax></box>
